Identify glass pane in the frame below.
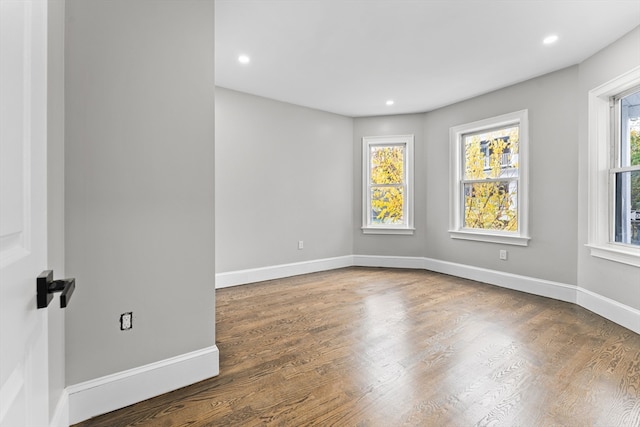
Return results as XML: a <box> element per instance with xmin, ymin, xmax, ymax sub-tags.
<box><xmin>370</xmin><ymin>145</ymin><xmax>404</xmax><ymax>185</ymax></box>
<box><xmin>463</xmin><ymin>126</ymin><xmax>519</xmax><ymax>180</ymax></box>
<box><xmin>463</xmin><ymin>181</ymin><xmax>517</xmax><ymax>231</ymax></box>
<box><xmin>370</xmin><ymin>186</ymin><xmax>404</xmax><ymax>225</ymax></box>
<box><xmin>614</xmin><ymin>170</ymin><xmax>640</xmax><ymax>246</ymax></box>
<box><xmin>620</xmin><ymin>90</ymin><xmax>640</xmax><ymax>167</ymax></box>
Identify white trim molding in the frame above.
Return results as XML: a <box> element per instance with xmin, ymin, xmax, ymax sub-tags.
<box><xmin>362</xmin><ymin>134</ymin><xmax>415</xmax><ymax>235</ymax></box>
<box><xmin>216</xmin><ymin>256</ymin><xmax>353</xmax><ymax>288</ymax></box>
<box><xmin>353</xmin><ymin>255</ymin><xmax>577</xmax><ymax>304</ymax></box>
<box><xmin>449</xmin><ymin>110</ymin><xmax>530</xmax><ymax>246</ymax></box>
<box><xmin>67</xmin><ymin>345</ymin><xmax>219</xmax><ymax>425</ymax></box>
<box><xmin>577</xmin><ymin>287</ymin><xmax>640</xmax><ymax>334</ymax></box>
<box><xmin>586</xmin><ymin>66</ymin><xmax>640</xmax><ymax>267</ymax></box>
<box><xmin>218</xmin><ymin>255</ymin><xmax>638</xmax><ymax>334</ymax></box>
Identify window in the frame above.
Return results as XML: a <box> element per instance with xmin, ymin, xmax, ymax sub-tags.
<box><xmin>587</xmin><ymin>66</ymin><xmax>640</xmax><ymax>267</ymax></box>
<box><xmin>362</xmin><ymin>135</ymin><xmax>414</xmax><ymax>235</ymax></box>
<box><xmin>613</xmin><ymin>88</ymin><xmax>640</xmax><ymax>246</ymax></box>
<box><xmin>449</xmin><ymin>110</ymin><xmax>530</xmax><ymax>246</ymax></box>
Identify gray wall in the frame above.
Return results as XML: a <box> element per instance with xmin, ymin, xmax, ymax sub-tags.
<box><xmin>352</xmin><ymin>114</ymin><xmax>426</xmax><ymax>257</ymax></box>
<box><xmin>421</xmin><ymin>67</ymin><xmax>580</xmax><ymax>285</ymax></box>
<box><xmin>215</xmin><ymin>88</ymin><xmax>353</xmax><ymax>273</ymax></box>
<box><xmin>65</xmin><ymin>0</ymin><xmax>216</xmax><ymax>384</ymax></box>
<box><xmin>577</xmin><ymin>27</ymin><xmax>640</xmax><ymax>309</ymax></box>
<box><xmin>352</xmin><ymin>68</ymin><xmax>580</xmax><ymax>286</ymax></box>
<box><xmin>47</xmin><ymin>0</ymin><xmax>66</xmax><ymax>417</ymax></box>
<box><xmin>216</xmin><ymin>28</ymin><xmax>639</xmax><ymax>315</ymax></box>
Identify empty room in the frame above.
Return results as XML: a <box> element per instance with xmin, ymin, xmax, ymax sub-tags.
<box><xmin>1</xmin><ymin>1</ymin><xmax>639</xmax><ymax>426</ymax></box>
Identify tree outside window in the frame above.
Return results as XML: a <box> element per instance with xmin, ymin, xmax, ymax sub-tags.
<box><xmin>463</xmin><ymin>126</ymin><xmax>519</xmax><ymax>231</ymax></box>
<box><xmin>362</xmin><ymin>135</ymin><xmax>414</xmax><ymax>235</ymax></box>
<box><xmin>449</xmin><ymin>110</ymin><xmax>529</xmax><ymax>246</ymax></box>
<box><xmin>613</xmin><ymin>88</ymin><xmax>640</xmax><ymax>246</ymax></box>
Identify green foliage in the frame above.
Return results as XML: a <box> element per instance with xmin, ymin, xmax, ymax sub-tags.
<box><xmin>632</xmin><ymin>129</ymin><xmax>640</xmax><ymax>166</ymax></box>
<box><xmin>370</xmin><ymin>146</ymin><xmax>404</xmax><ymax>224</ymax></box>
<box><xmin>630</xmin><ymin>130</ymin><xmax>640</xmax><ymax>210</ymax></box>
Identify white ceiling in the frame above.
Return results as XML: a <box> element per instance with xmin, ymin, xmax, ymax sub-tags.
<box><xmin>215</xmin><ymin>0</ymin><xmax>640</xmax><ymax>117</ymax></box>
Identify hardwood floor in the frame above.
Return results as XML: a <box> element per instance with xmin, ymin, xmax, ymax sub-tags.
<box><xmin>74</xmin><ymin>267</ymin><xmax>640</xmax><ymax>426</ymax></box>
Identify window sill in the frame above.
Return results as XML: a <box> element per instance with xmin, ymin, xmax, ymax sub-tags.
<box><xmin>586</xmin><ymin>243</ymin><xmax>640</xmax><ymax>267</ymax></box>
<box><xmin>449</xmin><ymin>230</ymin><xmax>530</xmax><ymax>246</ymax></box>
<box><xmin>362</xmin><ymin>227</ymin><xmax>415</xmax><ymax>235</ymax></box>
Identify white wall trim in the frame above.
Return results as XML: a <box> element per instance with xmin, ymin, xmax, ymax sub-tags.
<box><xmin>66</xmin><ymin>256</ymin><xmax>637</xmax><ymax>424</ymax></box>
<box><xmin>577</xmin><ymin>287</ymin><xmax>640</xmax><ymax>334</ymax></box>
<box><xmin>217</xmin><ymin>254</ymin><xmax>638</xmax><ymax>334</ymax></box>
<box><xmin>67</xmin><ymin>345</ymin><xmax>219</xmax><ymax>425</ymax></box>
<box><xmin>354</xmin><ymin>255</ymin><xmax>638</xmax><ymax>333</ymax></box>
<box><xmin>215</xmin><ymin>255</ymin><xmax>354</xmax><ymax>288</ymax></box>
<box><xmin>422</xmin><ymin>257</ymin><xmax>577</xmax><ymax>304</ymax></box>
<box><xmin>352</xmin><ymin>254</ymin><xmax>427</xmax><ymax>270</ymax></box>
<box><xmin>49</xmin><ymin>389</ymin><xmax>68</xmax><ymax>427</ymax></box>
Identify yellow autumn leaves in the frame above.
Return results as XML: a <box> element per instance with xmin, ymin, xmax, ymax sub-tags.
<box><xmin>463</xmin><ymin>127</ymin><xmax>519</xmax><ymax>231</ymax></box>
<box><xmin>370</xmin><ymin>146</ymin><xmax>404</xmax><ymax>224</ymax></box>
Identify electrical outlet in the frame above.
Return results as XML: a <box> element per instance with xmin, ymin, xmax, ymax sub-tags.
<box><xmin>298</xmin><ymin>240</ymin><xmax>304</xmax><ymax>250</ymax></box>
<box><xmin>499</xmin><ymin>250</ymin><xmax>508</xmax><ymax>261</ymax></box>
<box><xmin>120</xmin><ymin>312</ymin><xmax>133</xmax><ymax>330</ymax></box>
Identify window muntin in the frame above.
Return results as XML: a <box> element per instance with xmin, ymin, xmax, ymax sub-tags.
<box><xmin>586</xmin><ymin>66</ymin><xmax>640</xmax><ymax>267</ymax></box>
<box><xmin>462</xmin><ymin>125</ymin><xmax>520</xmax><ymax>231</ymax></box>
<box><xmin>362</xmin><ymin>135</ymin><xmax>414</xmax><ymax>235</ymax></box>
<box><xmin>449</xmin><ymin>110</ymin><xmax>529</xmax><ymax>246</ymax></box>
<box><xmin>612</xmin><ymin>88</ymin><xmax>640</xmax><ymax>246</ymax></box>
<box><xmin>369</xmin><ymin>144</ymin><xmax>405</xmax><ymax>225</ymax></box>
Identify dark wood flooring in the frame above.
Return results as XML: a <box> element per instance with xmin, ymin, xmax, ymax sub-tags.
<box><xmin>74</xmin><ymin>267</ymin><xmax>640</xmax><ymax>426</ymax></box>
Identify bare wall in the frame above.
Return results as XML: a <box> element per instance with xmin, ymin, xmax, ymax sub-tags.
<box><xmin>65</xmin><ymin>0</ymin><xmax>216</xmax><ymax>384</ymax></box>
<box><xmin>215</xmin><ymin>88</ymin><xmax>353</xmax><ymax>273</ymax></box>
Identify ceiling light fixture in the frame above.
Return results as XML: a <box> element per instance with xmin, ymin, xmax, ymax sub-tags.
<box><xmin>386</xmin><ymin>100</ymin><xmax>394</xmax><ymax>106</ymax></box>
<box><xmin>543</xmin><ymin>34</ymin><xmax>559</xmax><ymax>45</ymax></box>
<box><xmin>238</xmin><ymin>55</ymin><xmax>251</xmax><ymax>64</ymax></box>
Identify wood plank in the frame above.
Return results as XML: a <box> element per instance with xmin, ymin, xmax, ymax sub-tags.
<box><xmin>73</xmin><ymin>267</ymin><xmax>640</xmax><ymax>427</ymax></box>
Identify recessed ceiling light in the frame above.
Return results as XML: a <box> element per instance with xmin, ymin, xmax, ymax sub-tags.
<box><xmin>543</xmin><ymin>34</ymin><xmax>559</xmax><ymax>45</ymax></box>
<box><xmin>386</xmin><ymin>100</ymin><xmax>394</xmax><ymax>106</ymax></box>
<box><xmin>238</xmin><ymin>55</ymin><xmax>250</xmax><ymax>64</ymax></box>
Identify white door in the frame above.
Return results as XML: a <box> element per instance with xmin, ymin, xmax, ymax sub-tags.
<box><xmin>0</xmin><ymin>1</ymin><xmax>50</xmax><ymax>426</ymax></box>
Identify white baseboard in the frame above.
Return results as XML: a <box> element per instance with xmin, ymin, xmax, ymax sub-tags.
<box><xmin>217</xmin><ymin>254</ymin><xmax>638</xmax><ymax>334</ymax></box>
<box><xmin>64</xmin><ymin>256</ymin><xmax>638</xmax><ymax>425</ymax></box>
<box><xmin>353</xmin><ymin>255</ymin><xmax>638</xmax><ymax>334</ymax></box>
<box><xmin>67</xmin><ymin>345</ymin><xmax>219</xmax><ymax>425</ymax></box>
<box><xmin>216</xmin><ymin>255</ymin><xmax>354</xmax><ymax>288</ymax></box>
<box><xmin>352</xmin><ymin>254</ymin><xmax>428</xmax><ymax>270</ymax></box>
<box><xmin>50</xmin><ymin>389</ymin><xmax>68</xmax><ymax>427</ymax></box>
<box><xmin>577</xmin><ymin>287</ymin><xmax>640</xmax><ymax>334</ymax></box>
<box><xmin>426</xmin><ymin>258</ymin><xmax>578</xmax><ymax>304</ymax></box>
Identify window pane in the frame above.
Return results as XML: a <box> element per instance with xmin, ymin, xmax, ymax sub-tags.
<box><xmin>370</xmin><ymin>145</ymin><xmax>404</xmax><ymax>185</ymax></box>
<box><xmin>463</xmin><ymin>181</ymin><xmax>517</xmax><ymax>231</ymax></box>
<box><xmin>614</xmin><ymin>170</ymin><xmax>640</xmax><ymax>246</ymax></box>
<box><xmin>370</xmin><ymin>186</ymin><xmax>404</xmax><ymax>225</ymax></box>
<box><xmin>620</xmin><ymin>90</ymin><xmax>640</xmax><ymax>167</ymax></box>
<box><xmin>463</xmin><ymin>126</ymin><xmax>519</xmax><ymax>180</ymax></box>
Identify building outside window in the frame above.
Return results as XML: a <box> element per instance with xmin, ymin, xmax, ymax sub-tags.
<box><xmin>362</xmin><ymin>135</ymin><xmax>414</xmax><ymax>235</ymax></box>
<box><xmin>449</xmin><ymin>110</ymin><xmax>530</xmax><ymax>246</ymax></box>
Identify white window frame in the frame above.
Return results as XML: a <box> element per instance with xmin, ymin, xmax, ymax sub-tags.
<box><xmin>586</xmin><ymin>66</ymin><xmax>640</xmax><ymax>267</ymax></box>
<box><xmin>449</xmin><ymin>110</ymin><xmax>530</xmax><ymax>246</ymax></box>
<box><xmin>362</xmin><ymin>135</ymin><xmax>414</xmax><ymax>235</ymax></box>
